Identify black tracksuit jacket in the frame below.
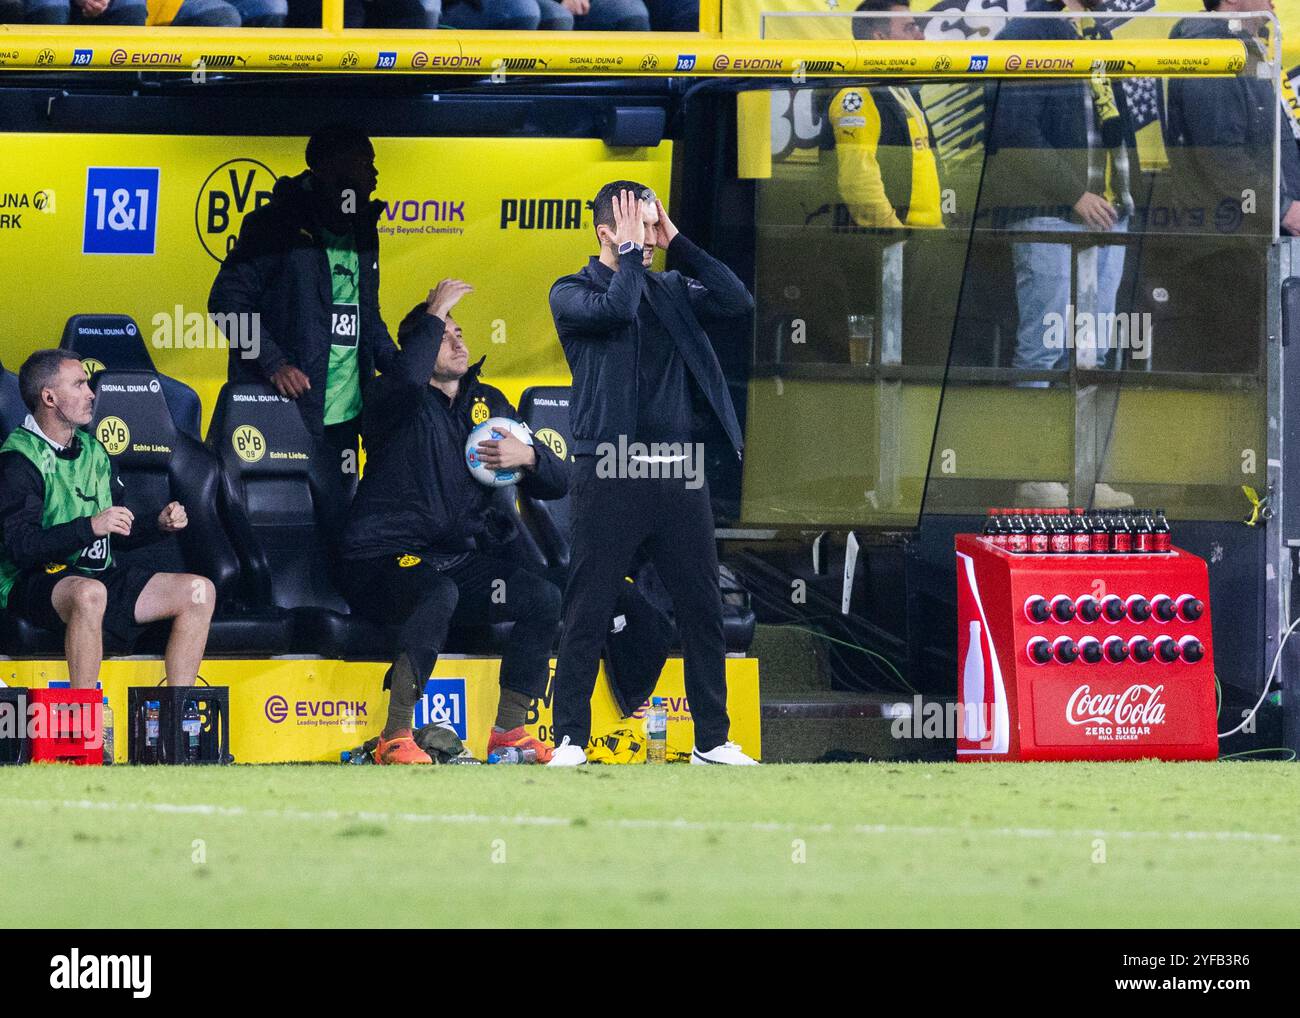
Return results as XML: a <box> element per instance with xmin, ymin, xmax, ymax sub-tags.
<box><xmin>338</xmin><ymin>312</ymin><xmax>568</xmax><ymax>562</ymax></box>
<box><xmin>548</xmin><ymin>235</ymin><xmax>752</xmax><ymax>459</ymax></box>
<box><xmin>208</xmin><ymin>170</ymin><xmax>399</xmax><ymax>438</ymax></box>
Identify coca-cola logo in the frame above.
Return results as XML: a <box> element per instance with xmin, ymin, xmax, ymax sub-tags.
<box><xmin>1066</xmin><ymin>684</ymin><xmax>1166</xmax><ymax>727</ymax></box>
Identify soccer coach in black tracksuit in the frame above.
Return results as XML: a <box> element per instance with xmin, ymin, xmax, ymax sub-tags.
<box><xmin>338</xmin><ymin>280</ymin><xmax>569</xmax><ymax>765</ymax></box>
<box><xmin>545</xmin><ymin>183</ymin><xmax>757</xmax><ymax>766</ymax></box>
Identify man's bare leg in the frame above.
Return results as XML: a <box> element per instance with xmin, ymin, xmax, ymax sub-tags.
<box><xmin>134</xmin><ymin>573</ymin><xmax>216</xmax><ymax>687</ymax></box>
<box><xmin>50</xmin><ymin>576</ymin><xmax>107</xmax><ymax>690</ymax></box>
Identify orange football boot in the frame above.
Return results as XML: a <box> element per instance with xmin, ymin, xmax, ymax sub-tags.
<box><xmin>485</xmin><ymin>725</ymin><xmax>553</xmax><ymax>763</ymax></box>
<box><xmin>375</xmin><ymin>730</ymin><xmax>433</xmax><ymax>765</ymax></box>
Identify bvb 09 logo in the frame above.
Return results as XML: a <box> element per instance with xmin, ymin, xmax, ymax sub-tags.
<box><xmin>97</xmin><ymin>416</ymin><xmax>130</xmax><ymax>455</ymax></box>
<box><xmin>196</xmin><ymin>158</ymin><xmax>277</xmax><ymax>263</ymax></box>
<box><xmin>232</xmin><ymin>424</ymin><xmax>266</xmax><ymax>462</ymax></box>
<box><xmin>533</xmin><ymin>427</ymin><xmax>568</xmax><ymax>461</ymax></box>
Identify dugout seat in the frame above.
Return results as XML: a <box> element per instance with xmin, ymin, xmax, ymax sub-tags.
<box><xmin>60</xmin><ymin>314</ymin><xmax>203</xmax><ymax>440</ymax></box>
<box><xmin>206</xmin><ymin>383</ymin><xmax>521</xmax><ymax>658</ymax></box>
<box><xmin>517</xmin><ymin>385</ymin><xmax>757</xmax><ymax>653</ymax></box>
<box><xmin>206</xmin><ymin>381</ymin><xmax>368</xmax><ymax>656</ymax></box>
<box><xmin>0</xmin><ymin>370</ymin><xmax>290</xmax><ymax>657</ymax></box>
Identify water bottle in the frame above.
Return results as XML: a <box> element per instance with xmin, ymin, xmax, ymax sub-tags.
<box><xmin>145</xmin><ymin>700</ymin><xmax>160</xmax><ymax>763</ymax></box>
<box><xmin>646</xmin><ymin>697</ymin><xmax>668</xmax><ymax>764</ymax></box>
<box><xmin>487</xmin><ymin>747</ymin><xmax>537</xmax><ymax>765</ymax></box>
<box><xmin>101</xmin><ymin>697</ymin><xmax>114</xmax><ymax>766</ymax></box>
<box><xmin>341</xmin><ymin>746</ymin><xmax>370</xmax><ymax>764</ymax></box>
<box><xmin>182</xmin><ymin>699</ymin><xmax>202</xmax><ymax>762</ymax></box>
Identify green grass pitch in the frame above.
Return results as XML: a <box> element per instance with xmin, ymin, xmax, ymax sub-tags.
<box><xmin>1</xmin><ymin>761</ymin><xmax>1296</xmax><ymax>928</ymax></box>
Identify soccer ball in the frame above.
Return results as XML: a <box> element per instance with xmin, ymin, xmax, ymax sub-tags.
<box><xmin>464</xmin><ymin>417</ymin><xmax>533</xmax><ymax>487</ymax></box>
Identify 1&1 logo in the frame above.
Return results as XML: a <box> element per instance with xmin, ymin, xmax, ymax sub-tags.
<box><xmin>675</xmin><ymin>54</ymin><xmax>696</xmax><ymax>71</ymax></box>
<box><xmin>96</xmin><ymin>416</ymin><xmax>130</xmax><ymax>456</ymax></box>
<box><xmin>83</xmin><ymin>166</ymin><xmax>160</xmax><ymax>255</ymax></box>
<box><xmin>967</xmin><ymin>55</ymin><xmax>989</xmax><ymax>72</ymax></box>
<box><xmin>232</xmin><ymin>424</ymin><xmax>266</xmax><ymax>463</ymax></box>
<box><xmin>196</xmin><ymin>158</ymin><xmax>277</xmax><ymax>263</ymax></box>
<box><xmin>415</xmin><ymin>678</ymin><xmax>467</xmax><ymax>738</ymax></box>
<box><xmin>376</xmin><ymin>51</ymin><xmax>397</xmax><ymax>69</ymax></box>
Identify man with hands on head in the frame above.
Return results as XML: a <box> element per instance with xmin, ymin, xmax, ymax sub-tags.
<box><xmin>0</xmin><ymin>351</ymin><xmax>215</xmax><ymax>689</ymax></box>
<box><xmin>338</xmin><ymin>280</ymin><xmax>569</xmax><ymax>765</ymax></box>
<box><xmin>546</xmin><ymin>183</ymin><xmax>757</xmax><ymax>766</ymax></box>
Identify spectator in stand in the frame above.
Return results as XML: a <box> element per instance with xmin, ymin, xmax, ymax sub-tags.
<box><xmin>1166</xmin><ymin>0</ymin><xmax>1300</xmax><ymax>236</ymax></box>
<box><xmin>527</xmin><ymin>0</ymin><xmax>650</xmax><ymax>31</ymax></box>
<box><xmin>828</xmin><ymin>0</ymin><xmax>942</xmax><ymax>230</ymax></box>
<box><xmin>988</xmin><ymin>0</ymin><xmax>1137</xmax><ymax>374</ymax></box>
<box><xmin>440</xmin><ymin>0</ymin><xmax>536</xmax><ymax>28</ymax></box>
<box><xmin>21</xmin><ymin>0</ymin><xmax>146</xmax><ymax>23</ymax></box>
<box><xmin>643</xmin><ymin>0</ymin><xmax>696</xmax><ymax>30</ymax></box>
<box><xmin>149</xmin><ymin>0</ymin><xmax>287</xmax><ymax>25</ymax></box>
<box><xmin>284</xmin><ymin>0</ymin><xmax>438</xmax><ymax>28</ymax></box>
<box><xmin>987</xmin><ymin>0</ymin><xmax>1139</xmax><ymax>509</ymax></box>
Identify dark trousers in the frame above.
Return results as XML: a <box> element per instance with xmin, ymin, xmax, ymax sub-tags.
<box><xmin>552</xmin><ymin>456</ymin><xmax>730</xmax><ymax>751</ymax></box>
<box><xmin>323</xmin><ymin>416</ymin><xmax>361</xmax><ymax>499</ymax></box>
<box><xmin>340</xmin><ymin>552</ymin><xmax>561</xmax><ymax>699</ymax></box>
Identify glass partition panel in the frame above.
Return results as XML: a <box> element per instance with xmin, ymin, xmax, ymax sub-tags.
<box><xmin>737</xmin><ymin>11</ymin><xmax>1279</xmax><ymax>528</ymax></box>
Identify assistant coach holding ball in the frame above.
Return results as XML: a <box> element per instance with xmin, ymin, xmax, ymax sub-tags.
<box><xmin>546</xmin><ymin>183</ymin><xmax>757</xmax><ymax>767</ymax></box>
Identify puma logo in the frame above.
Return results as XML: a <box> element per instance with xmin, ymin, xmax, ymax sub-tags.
<box><xmin>333</xmin><ymin>263</ymin><xmax>355</xmax><ymax>281</ymax></box>
<box><xmin>801</xmin><ymin>202</ymin><xmax>831</xmax><ymax>226</ymax></box>
<box><xmin>74</xmin><ymin>486</ymin><xmax>97</xmax><ymax>505</ymax></box>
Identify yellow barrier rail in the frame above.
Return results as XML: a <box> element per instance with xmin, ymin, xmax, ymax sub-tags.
<box><xmin>0</xmin><ymin>29</ymin><xmax>1247</xmax><ymax>77</ymax></box>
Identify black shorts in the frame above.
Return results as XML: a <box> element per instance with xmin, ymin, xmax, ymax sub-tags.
<box><xmin>8</xmin><ymin>564</ymin><xmax>157</xmax><ymax>650</ymax></box>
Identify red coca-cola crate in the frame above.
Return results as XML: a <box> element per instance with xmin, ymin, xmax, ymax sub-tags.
<box><xmin>955</xmin><ymin>534</ymin><xmax>1217</xmax><ymax>761</ymax></box>
<box><xmin>28</xmin><ymin>688</ymin><xmax>103</xmax><ymax>765</ymax></box>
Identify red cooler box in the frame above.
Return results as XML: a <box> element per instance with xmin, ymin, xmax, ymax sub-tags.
<box><xmin>28</xmin><ymin>688</ymin><xmax>103</xmax><ymax>765</ymax></box>
<box><xmin>955</xmin><ymin>534</ymin><xmax>1218</xmax><ymax>761</ymax></box>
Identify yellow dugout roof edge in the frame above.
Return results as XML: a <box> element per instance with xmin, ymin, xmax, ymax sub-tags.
<box><xmin>0</xmin><ymin>29</ymin><xmax>1248</xmax><ymax>77</ymax></box>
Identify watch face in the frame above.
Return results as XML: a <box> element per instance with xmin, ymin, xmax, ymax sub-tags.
<box><xmin>619</xmin><ymin>241</ymin><xmax>634</xmax><ymax>254</ymax></box>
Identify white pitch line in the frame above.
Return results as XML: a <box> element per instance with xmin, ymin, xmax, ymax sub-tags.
<box><xmin>0</xmin><ymin>798</ymin><xmax>1293</xmax><ymax>844</ymax></box>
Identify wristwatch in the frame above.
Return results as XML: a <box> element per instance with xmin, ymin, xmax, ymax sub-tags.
<box><xmin>617</xmin><ymin>240</ymin><xmax>643</xmax><ymax>256</ymax></box>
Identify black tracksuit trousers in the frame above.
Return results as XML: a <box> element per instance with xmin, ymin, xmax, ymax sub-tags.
<box><xmin>551</xmin><ymin>455</ymin><xmax>730</xmax><ymax>751</ymax></box>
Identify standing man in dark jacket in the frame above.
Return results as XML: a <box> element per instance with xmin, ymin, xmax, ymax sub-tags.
<box><xmin>339</xmin><ymin>280</ymin><xmax>569</xmax><ymax>765</ymax></box>
<box><xmin>1166</xmin><ymin>1</ymin><xmax>1300</xmax><ymax>236</ymax></box>
<box><xmin>209</xmin><ymin>125</ymin><xmax>399</xmax><ymax>482</ymax></box>
<box><xmin>545</xmin><ymin>183</ymin><xmax>756</xmax><ymax>766</ymax></box>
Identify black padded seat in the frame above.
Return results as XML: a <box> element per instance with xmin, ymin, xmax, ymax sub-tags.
<box><xmin>206</xmin><ymin>382</ymin><xmax>383</xmax><ymax>657</ymax></box>
<box><xmin>60</xmin><ymin>314</ymin><xmax>203</xmax><ymax>440</ymax></box>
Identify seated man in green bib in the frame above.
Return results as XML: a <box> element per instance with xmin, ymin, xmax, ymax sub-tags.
<box><xmin>0</xmin><ymin>350</ymin><xmax>216</xmax><ymax>688</ymax></box>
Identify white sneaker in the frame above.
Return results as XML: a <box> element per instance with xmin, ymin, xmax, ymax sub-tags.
<box><xmin>691</xmin><ymin>741</ymin><xmax>758</xmax><ymax>765</ymax></box>
<box><xmin>1093</xmin><ymin>482</ymin><xmax>1135</xmax><ymax>509</ymax></box>
<box><xmin>1014</xmin><ymin>481</ymin><xmax>1069</xmax><ymax>508</ymax></box>
<box><xmin>546</xmin><ymin>736</ymin><xmax>587</xmax><ymax>767</ymax></box>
